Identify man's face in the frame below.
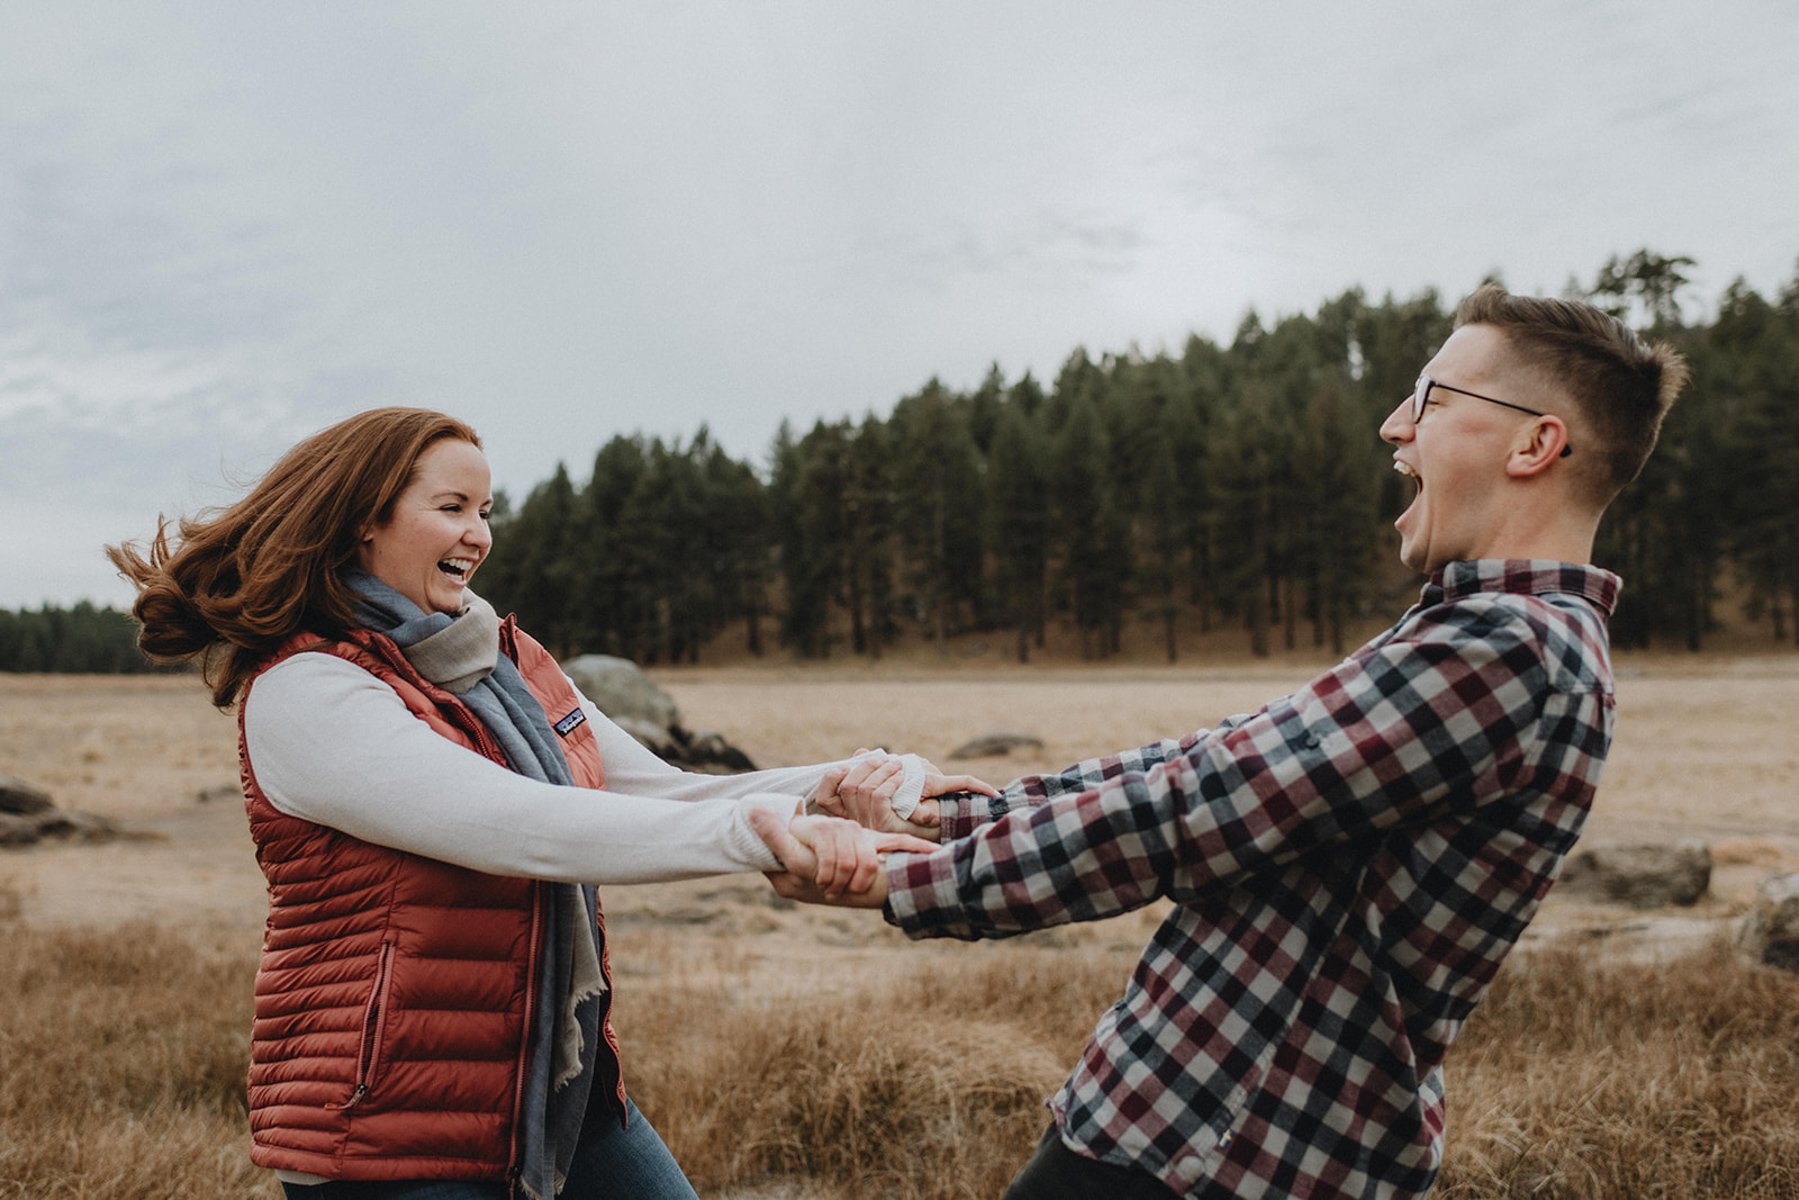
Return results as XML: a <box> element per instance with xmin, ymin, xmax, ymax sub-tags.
<box><xmin>1379</xmin><ymin>323</ymin><xmax>1539</xmax><ymax>573</ymax></box>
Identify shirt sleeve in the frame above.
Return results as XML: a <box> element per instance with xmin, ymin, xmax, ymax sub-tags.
<box><xmin>934</xmin><ymin>721</ymin><xmax>1257</xmax><ymax>839</ymax></box>
<box><xmin>243</xmin><ymin>653</ymin><xmax>806</xmax><ymax>883</ymax></box>
<box><xmin>884</xmin><ymin>597</ymin><xmax>1550</xmax><ymax>940</ymax></box>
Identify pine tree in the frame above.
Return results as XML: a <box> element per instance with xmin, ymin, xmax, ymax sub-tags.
<box><xmin>892</xmin><ymin>381</ymin><xmax>985</xmax><ymax>652</ymax></box>
<box><xmin>988</xmin><ymin>405</ymin><xmax>1050</xmax><ymax>662</ymax></box>
<box><xmin>1051</xmin><ymin>398</ymin><xmax>1121</xmax><ymax>659</ymax></box>
<box><xmin>845</xmin><ymin>416</ymin><xmax>899</xmax><ymax>656</ymax></box>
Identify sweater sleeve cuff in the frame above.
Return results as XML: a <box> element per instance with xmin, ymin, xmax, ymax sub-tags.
<box><xmin>731</xmin><ymin>794</ymin><xmax>799</xmax><ymax>873</ymax></box>
<box><xmin>887</xmin><ymin>754</ymin><xmax>927</xmax><ymax>819</ymax></box>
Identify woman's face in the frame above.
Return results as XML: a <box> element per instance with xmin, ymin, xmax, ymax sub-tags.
<box><xmin>358</xmin><ymin>438</ymin><xmax>494</xmax><ymax>615</ymax></box>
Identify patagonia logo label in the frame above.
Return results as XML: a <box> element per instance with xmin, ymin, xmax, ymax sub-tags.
<box><xmin>553</xmin><ymin>708</ymin><xmax>588</xmax><ymax>737</ymax></box>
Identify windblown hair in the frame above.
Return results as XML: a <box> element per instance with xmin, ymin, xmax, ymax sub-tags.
<box><xmin>106</xmin><ymin>408</ymin><xmax>481</xmax><ymax>709</ymax></box>
<box><xmin>1456</xmin><ymin>284</ymin><xmax>1691</xmax><ymax>506</ymax></box>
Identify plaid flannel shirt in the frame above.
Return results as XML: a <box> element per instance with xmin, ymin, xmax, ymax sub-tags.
<box><xmin>884</xmin><ymin>560</ymin><xmax>1620</xmax><ymax>1199</ymax></box>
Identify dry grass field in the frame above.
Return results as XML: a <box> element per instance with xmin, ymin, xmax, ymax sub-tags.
<box><xmin>3</xmin><ymin>652</ymin><xmax>1798</xmax><ymax>1198</ymax></box>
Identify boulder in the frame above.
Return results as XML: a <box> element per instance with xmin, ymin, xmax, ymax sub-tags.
<box><xmin>612</xmin><ymin>715</ymin><xmax>683</xmax><ymax>760</ymax></box>
<box><xmin>562</xmin><ymin>655</ymin><xmax>681</xmax><ymax>729</ymax></box>
<box><xmin>0</xmin><ymin>773</ymin><xmax>123</xmax><ymax>848</ymax></box>
<box><xmin>0</xmin><ymin>812</ymin><xmax>42</xmax><ymax>847</ymax></box>
<box><xmin>609</xmin><ymin>716</ymin><xmax>757</xmax><ymax>775</ymax></box>
<box><xmin>949</xmin><ymin>732</ymin><xmax>1045</xmax><ymax>759</ymax></box>
<box><xmin>1739</xmin><ymin>873</ymin><xmax>1799</xmax><ymax>974</ymax></box>
<box><xmin>0</xmin><ymin>773</ymin><xmax>55</xmax><ymax>816</ymax></box>
<box><xmin>0</xmin><ymin>806</ymin><xmax>121</xmax><ymax>848</ymax></box>
<box><xmin>563</xmin><ymin>655</ymin><xmax>756</xmax><ymax>773</ymax></box>
<box><xmin>684</xmin><ymin>731</ymin><xmax>756</xmax><ymax>773</ymax></box>
<box><xmin>657</xmin><ymin>726</ymin><xmax>758</xmax><ymax>775</ymax></box>
<box><xmin>31</xmin><ymin>809</ymin><xmax>119</xmax><ymax>843</ymax></box>
<box><xmin>1557</xmin><ymin>841</ymin><xmax>1711</xmax><ymax>908</ymax></box>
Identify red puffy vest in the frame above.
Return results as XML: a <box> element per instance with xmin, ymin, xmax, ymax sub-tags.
<box><xmin>237</xmin><ymin>619</ymin><xmax>624</xmax><ymax>1183</ymax></box>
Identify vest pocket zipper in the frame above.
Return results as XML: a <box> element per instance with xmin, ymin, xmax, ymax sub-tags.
<box><xmin>342</xmin><ymin>940</ymin><xmax>396</xmax><ymax>1112</ymax></box>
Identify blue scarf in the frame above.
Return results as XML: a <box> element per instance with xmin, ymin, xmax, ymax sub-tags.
<box><xmin>346</xmin><ymin>570</ymin><xmax>603</xmax><ymax>1200</ymax></box>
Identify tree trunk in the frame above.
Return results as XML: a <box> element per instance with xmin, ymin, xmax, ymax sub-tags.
<box><xmin>1249</xmin><ymin>522</ymin><xmax>1270</xmax><ymax>657</ymax></box>
<box><xmin>932</xmin><ymin>464</ymin><xmax>948</xmax><ymax>657</ymax></box>
<box><xmin>745</xmin><ymin>595</ymin><xmax>762</xmax><ymax>657</ymax></box>
<box><xmin>1684</xmin><ymin>565</ymin><xmax>1703</xmax><ymax>652</ymax></box>
<box><xmin>848</xmin><ymin>570</ymin><xmax>867</xmax><ymax>656</ymax></box>
<box><xmin>1282</xmin><ymin>576</ymin><xmax>1298</xmax><ymax>652</ymax></box>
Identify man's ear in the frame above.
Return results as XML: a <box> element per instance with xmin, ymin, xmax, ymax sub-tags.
<box><xmin>1506</xmin><ymin>416</ymin><xmax>1570</xmax><ymax>478</ymax></box>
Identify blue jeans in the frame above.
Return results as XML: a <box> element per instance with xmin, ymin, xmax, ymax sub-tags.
<box><xmin>279</xmin><ymin>1098</ymin><xmax>698</xmax><ymax>1200</ymax></box>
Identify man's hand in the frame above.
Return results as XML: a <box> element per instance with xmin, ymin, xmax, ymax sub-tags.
<box><xmin>811</xmin><ymin>753</ymin><xmax>999</xmax><ymax>841</ymax></box>
<box><xmin>749</xmin><ymin>808</ymin><xmax>935</xmax><ymax>908</ymax></box>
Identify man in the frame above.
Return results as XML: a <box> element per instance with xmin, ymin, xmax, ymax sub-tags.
<box><xmin>753</xmin><ymin>285</ymin><xmax>1690</xmax><ymax>1199</ymax></box>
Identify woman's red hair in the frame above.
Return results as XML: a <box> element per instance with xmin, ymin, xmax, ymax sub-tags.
<box><xmin>106</xmin><ymin>407</ymin><xmax>481</xmax><ymax>708</ymax></box>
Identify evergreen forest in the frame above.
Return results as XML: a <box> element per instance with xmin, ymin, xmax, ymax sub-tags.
<box><xmin>8</xmin><ymin>251</ymin><xmax>1797</xmax><ymax>673</ymax></box>
<box><xmin>476</xmin><ymin>252</ymin><xmax>1799</xmax><ymax>664</ymax></box>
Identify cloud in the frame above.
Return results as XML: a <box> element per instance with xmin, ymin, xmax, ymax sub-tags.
<box><xmin>4</xmin><ymin>1</ymin><xmax>1799</xmax><ymax>606</ymax></box>
<box><xmin>851</xmin><ymin>210</ymin><xmax>1150</xmax><ymax>297</ymax></box>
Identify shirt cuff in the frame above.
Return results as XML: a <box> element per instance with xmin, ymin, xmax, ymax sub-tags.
<box><xmin>935</xmin><ymin>791</ymin><xmax>1010</xmax><ymax>840</ymax></box>
<box><xmin>880</xmin><ymin>846</ymin><xmax>975</xmax><ymax>939</ymax></box>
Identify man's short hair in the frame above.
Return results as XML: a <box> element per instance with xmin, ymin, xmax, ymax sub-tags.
<box><xmin>1455</xmin><ymin>284</ymin><xmax>1690</xmax><ymax>506</ymax></box>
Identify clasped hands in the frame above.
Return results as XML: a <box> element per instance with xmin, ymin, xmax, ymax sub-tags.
<box><xmin>752</xmin><ymin>750</ymin><xmax>998</xmax><ymax>908</ymax></box>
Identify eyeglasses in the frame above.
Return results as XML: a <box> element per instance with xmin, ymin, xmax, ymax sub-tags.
<box><xmin>1412</xmin><ymin>374</ymin><xmax>1573</xmax><ymax>457</ymax></box>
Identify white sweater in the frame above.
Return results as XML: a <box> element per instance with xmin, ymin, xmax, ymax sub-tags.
<box><xmin>243</xmin><ymin>652</ymin><xmax>862</xmax><ymax>882</ymax></box>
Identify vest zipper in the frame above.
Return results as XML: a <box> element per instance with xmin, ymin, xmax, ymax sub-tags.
<box><xmin>505</xmin><ymin>882</ymin><xmax>544</xmax><ymax>1197</ymax></box>
<box><xmin>379</xmin><ymin>625</ymin><xmax>532</xmax><ymax>1185</ymax></box>
<box><xmin>342</xmin><ymin>939</ymin><xmax>396</xmax><ymax>1113</ymax></box>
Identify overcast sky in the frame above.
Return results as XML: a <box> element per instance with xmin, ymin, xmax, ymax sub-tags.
<box><xmin>4</xmin><ymin>1</ymin><xmax>1796</xmax><ymax>608</ymax></box>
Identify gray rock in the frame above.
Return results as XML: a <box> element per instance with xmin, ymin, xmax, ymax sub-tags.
<box><xmin>685</xmin><ymin>731</ymin><xmax>756</xmax><ymax>773</ymax></box>
<box><xmin>33</xmin><ymin>809</ymin><xmax>119</xmax><ymax>843</ymax></box>
<box><xmin>562</xmin><ymin>655</ymin><xmax>681</xmax><ymax>729</ymax></box>
<box><xmin>0</xmin><ymin>807</ymin><xmax>120</xmax><ymax>848</ymax></box>
<box><xmin>0</xmin><ymin>773</ymin><xmax>55</xmax><ymax>816</ymax></box>
<box><xmin>1739</xmin><ymin>873</ymin><xmax>1799</xmax><ymax>973</ymax></box>
<box><xmin>1558</xmin><ymin>841</ymin><xmax>1711</xmax><ymax>908</ymax></box>
<box><xmin>0</xmin><ymin>812</ymin><xmax>42</xmax><ymax>846</ymax></box>
<box><xmin>948</xmin><ymin>732</ymin><xmax>1045</xmax><ymax>759</ymax></box>
<box><xmin>611</xmin><ymin>715</ymin><xmax>682</xmax><ymax>759</ymax></box>
<box><xmin>563</xmin><ymin>658</ymin><xmax>756</xmax><ymax>773</ymax></box>
<box><xmin>610</xmin><ymin>717</ymin><xmax>756</xmax><ymax>774</ymax></box>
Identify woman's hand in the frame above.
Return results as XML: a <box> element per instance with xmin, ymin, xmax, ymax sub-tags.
<box><xmin>751</xmin><ymin>809</ymin><xmax>936</xmax><ymax>907</ymax></box>
<box><xmin>811</xmin><ymin>751</ymin><xmax>998</xmax><ymax>841</ymax></box>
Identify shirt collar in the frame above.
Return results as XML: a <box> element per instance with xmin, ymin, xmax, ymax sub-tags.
<box><xmin>1421</xmin><ymin>559</ymin><xmax>1621</xmax><ymax>617</ymax></box>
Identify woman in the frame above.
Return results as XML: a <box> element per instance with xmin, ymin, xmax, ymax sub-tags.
<box><xmin>108</xmin><ymin>408</ymin><xmax>971</xmax><ymax>1199</ymax></box>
